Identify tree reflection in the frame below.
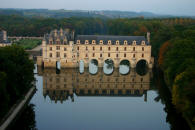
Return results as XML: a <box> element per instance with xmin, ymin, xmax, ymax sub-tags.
<box><xmin>9</xmin><ymin>104</ymin><xmax>37</xmax><ymax>130</ymax></box>
<box><xmin>153</xmin><ymin>69</ymin><xmax>190</xmax><ymax>130</ymax></box>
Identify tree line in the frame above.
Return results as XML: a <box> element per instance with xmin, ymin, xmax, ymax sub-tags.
<box><xmin>0</xmin><ymin>15</ymin><xmax>195</xmax><ymax>56</ymax></box>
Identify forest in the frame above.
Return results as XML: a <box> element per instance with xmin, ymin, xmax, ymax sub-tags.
<box><xmin>0</xmin><ymin>45</ymin><xmax>34</xmax><ymax>121</ymax></box>
<box><xmin>0</xmin><ymin>14</ymin><xmax>195</xmax><ymax>125</ymax></box>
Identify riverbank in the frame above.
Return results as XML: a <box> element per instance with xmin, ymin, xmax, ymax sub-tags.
<box><xmin>156</xmin><ymin>67</ymin><xmax>195</xmax><ymax>130</ymax></box>
<box><xmin>0</xmin><ymin>86</ymin><xmax>36</xmax><ymax>130</ymax></box>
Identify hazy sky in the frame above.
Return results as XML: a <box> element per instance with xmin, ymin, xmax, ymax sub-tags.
<box><xmin>0</xmin><ymin>0</ymin><xmax>195</xmax><ymax>16</ymax></box>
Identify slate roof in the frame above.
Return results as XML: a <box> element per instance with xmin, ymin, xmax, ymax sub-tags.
<box><xmin>75</xmin><ymin>35</ymin><xmax>149</xmax><ymax>45</ymax></box>
<box><xmin>44</xmin><ymin>29</ymin><xmax>74</xmax><ymax>44</ymax></box>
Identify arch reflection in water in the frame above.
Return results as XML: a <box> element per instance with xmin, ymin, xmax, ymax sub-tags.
<box><xmin>38</xmin><ymin>67</ymin><xmax>152</xmax><ymax>103</ymax></box>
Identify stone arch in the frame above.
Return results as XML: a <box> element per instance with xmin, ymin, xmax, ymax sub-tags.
<box><xmin>103</xmin><ymin>59</ymin><xmax>114</xmax><ymax>75</ymax></box>
<box><xmin>119</xmin><ymin>59</ymin><xmax>131</xmax><ymax>66</ymax></box>
<box><xmin>119</xmin><ymin>59</ymin><xmax>130</xmax><ymax>75</ymax></box>
<box><xmin>136</xmin><ymin>59</ymin><xmax>149</xmax><ymax>68</ymax></box>
<box><xmin>89</xmin><ymin>59</ymin><xmax>99</xmax><ymax>66</ymax></box>
<box><xmin>136</xmin><ymin>59</ymin><xmax>148</xmax><ymax>76</ymax></box>
<box><xmin>89</xmin><ymin>59</ymin><xmax>99</xmax><ymax>75</ymax></box>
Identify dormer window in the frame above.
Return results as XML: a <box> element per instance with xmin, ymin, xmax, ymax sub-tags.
<box><xmin>100</xmin><ymin>40</ymin><xmax>103</xmax><ymax>44</ymax></box>
<box><xmin>116</xmin><ymin>40</ymin><xmax>120</xmax><ymax>45</ymax></box>
<box><xmin>92</xmin><ymin>40</ymin><xmax>96</xmax><ymax>44</ymax></box>
<box><xmin>133</xmin><ymin>40</ymin><xmax>137</xmax><ymax>45</ymax></box>
<box><xmin>85</xmin><ymin>40</ymin><xmax>89</xmax><ymax>44</ymax></box>
<box><xmin>108</xmin><ymin>40</ymin><xmax>111</xmax><ymax>45</ymax></box>
<box><xmin>141</xmin><ymin>41</ymin><xmax>146</xmax><ymax>45</ymax></box>
<box><xmin>77</xmin><ymin>40</ymin><xmax>80</xmax><ymax>44</ymax></box>
<box><xmin>124</xmin><ymin>40</ymin><xmax>128</xmax><ymax>45</ymax></box>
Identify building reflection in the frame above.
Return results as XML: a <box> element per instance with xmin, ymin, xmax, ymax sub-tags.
<box><xmin>37</xmin><ymin>67</ymin><xmax>152</xmax><ymax>103</ymax></box>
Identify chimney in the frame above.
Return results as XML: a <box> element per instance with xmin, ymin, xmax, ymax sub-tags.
<box><xmin>147</xmin><ymin>32</ymin><xmax>150</xmax><ymax>43</ymax></box>
<box><xmin>54</xmin><ymin>29</ymin><xmax>57</xmax><ymax>37</ymax></box>
<box><xmin>72</xmin><ymin>30</ymin><xmax>75</xmax><ymax>40</ymax></box>
<box><xmin>60</xmin><ymin>28</ymin><xmax>63</xmax><ymax>37</ymax></box>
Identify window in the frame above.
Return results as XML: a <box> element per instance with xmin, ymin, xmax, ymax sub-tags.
<box><xmin>133</xmin><ymin>47</ymin><xmax>135</xmax><ymax>51</ymax></box>
<box><xmin>50</xmin><ymin>78</ymin><xmax>52</xmax><ymax>82</ymax></box>
<box><xmin>93</xmin><ymin>53</ymin><xmax>95</xmax><ymax>57</ymax></box>
<box><xmin>124</xmin><ymin>53</ymin><xmax>126</xmax><ymax>57</ymax></box>
<box><xmin>141</xmin><ymin>41</ymin><xmax>145</xmax><ymax>45</ymax></box>
<box><xmin>108</xmin><ymin>40</ymin><xmax>111</xmax><ymax>44</ymax></box>
<box><xmin>50</xmin><ymin>53</ymin><xmax>52</xmax><ymax>58</ymax></box>
<box><xmin>116</xmin><ymin>47</ymin><xmax>118</xmax><ymax>51</ymax></box>
<box><xmin>77</xmin><ymin>46</ymin><xmax>79</xmax><ymax>51</ymax></box>
<box><xmin>108</xmin><ymin>47</ymin><xmax>111</xmax><ymax>51</ymax></box>
<box><xmin>133</xmin><ymin>41</ymin><xmax>136</xmax><ymax>45</ymax></box>
<box><xmin>142</xmin><ymin>47</ymin><xmax>144</xmax><ymax>51</ymax></box>
<box><xmin>142</xmin><ymin>54</ymin><xmax>144</xmax><ymax>58</ymax></box>
<box><xmin>100</xmin><ymin>46</ymin><xmax>102</xmax><ymax>51</ymax></box>
<box><xmin>56</xmin><ymin>52</ymin><xmax>60</xmax><ymax>58</ymax></box>
<box><xmin>93</xmin><ymin>46</ymin><xmax>95</xmax><ymax>50</ymax></box>
<box><xmin>100</xmin><ymin>54</ymin><xmax>102</xmax><ymax>57</ymax></box>
<box><xmin>92</xmin><ymin>40</ymin><xmax>96</xmax><ymax>44</ymax></box>
<box><xmin>56</xmin><ymin>46</ymin><xmax>60</xmax><ymax>50</ymax></box>
<box><xmin>124</xmin><ymin>40</ymin><xmax>127</xmax><ymax>45</ymax></box>
<box><xmin>108</xmin><ymin>53</ymin><xmax>110</xmax><ymax>57</ymax></box>
<box><xmin>49</xmin><ymin>41</ymin><xmax>53</xmax><ymax>44</ymax></box>
<box><xmin>124</xmin><ymin>47</ymin><xmax>127</xmax><ymax>51</ymax></box>
<box><xmin>141</xmin><ymin>78</ymin><xmax>143</xmax><ymax>82</ymax></box>
<box><xmin>116</xmin><ymin>54</ymin><xmax>118</xmax><ymax>58</ymax></box>
<box><xmin>86</xmin><ymin>54</ymin><xmax>88</xmax><ymax>57</ymax></box>
<box><xmin>116</xmin><ymin>40</ymin><xmax>119</xmax><ymax>45</ymax></box>
<box><xmin>133</xmin><ymin>54</ymin><xmax>135</xmax><ymax>58</ymax></box>
<box><xmin>86</xmin><ymin>46</ymin><xmax>88</xmax><ymax>51</ymax></box>
<box><xmin>100</xmin><ymin>40</ymin><xmax>103</xmax><ymax>44</ymax></box>
<box><xmin>77</xmin><ymin>40</ymin><xmax>80</xmax><ymax>44</ymax></box>
<box><xmin>56</xmin><ymin>41</ymin><xmax>60</xmax><ymax>44</ymax></box>
<box><xmin>64</xmin><ymin>53</ymin><xmax>66</xmax><ymax>58</ymax></box>
<box><xmin>85</xmin><ymin>40</ymin><xmax>89</xmax><ymax>44</ymax></box>
<box><xmin>64</xmin><ymin>47</ymin><xmax>67</xmax><ymax>51</ymax></box>
<box><xmin>50</xmin><ymin>47</ymin><xmax>52</xmax><ymax>51</ymax></box>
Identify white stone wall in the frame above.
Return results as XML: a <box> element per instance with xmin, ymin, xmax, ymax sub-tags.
<box><xmin>40</xmin><ymin>40</ymin><xmax>153</xmax><ymax>68</ymax></box>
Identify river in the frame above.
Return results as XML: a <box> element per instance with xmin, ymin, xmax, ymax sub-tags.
<box><xmin>10</xmin><ymin>61</ymin><xmax>190</xmax><ymax>130</ymax></box>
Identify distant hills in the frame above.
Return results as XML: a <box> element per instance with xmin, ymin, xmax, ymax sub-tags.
<box><xmin>0</xmin><ymin>8</ymin><xmax>194</xmax><ymax>18</ymax></box>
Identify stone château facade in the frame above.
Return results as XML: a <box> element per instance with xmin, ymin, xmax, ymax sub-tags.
<box><xmin>37</xmin><ymin>29</ymin><xmax>154</xmax><ymax>68</ymax></box>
